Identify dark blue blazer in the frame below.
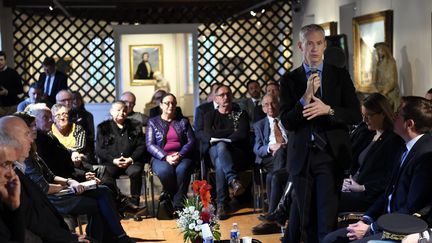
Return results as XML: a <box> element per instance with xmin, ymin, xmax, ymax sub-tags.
<box><xmin>279</xmin><ymin>64</ymin><xmax>361</xmax><ymax>175</ymax></box>
<box><xmin>365</xmin><ymin>134</ymin><xmax>432</xmax><ymax>225</ymax></box>
<box><xmin>37</xmin><ymin>71</ymin><xmax>68</xmax><ymax>104</ymax></box>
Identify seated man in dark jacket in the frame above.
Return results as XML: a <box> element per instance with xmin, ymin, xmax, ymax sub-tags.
<box><xmin>203</xmin><ymin>85</ymin><xmax>252</xmax><ymax>220</ymax></box>
<box><xmin>0</xmin><ymin>131</ymin><xmax>25</xmax><ymax>243</ymax></box>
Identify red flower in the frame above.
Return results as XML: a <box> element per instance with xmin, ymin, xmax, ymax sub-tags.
<box><xmin>200</xmin><ymin>184</ymin><xmax>212</xmax><ymax>209</ymax></box>
<box><xmin>192</xmin><ymin>180</ymin><xmax>206</xmax><ymax>195</ymax></box>
<box><xmin>200</xmin><ymin>211</ymin><xmax>211</xmax><ymax>223</ymax></box>
<box><xmin>191</xmin><ymin>180</ymin><xmax>213</xmax><ymax>209</ymax></box>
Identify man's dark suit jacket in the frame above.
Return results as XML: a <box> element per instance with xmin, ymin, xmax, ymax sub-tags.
<box><xmin>37</xmin><ymin>71</ymin><xmax>68</xmax><ymax>104</ymax></box>
<box><xmin>348</xmin><ymin>124</ymin><xmax>404</xmax><ymax>201</ymax></box>
<box><xmin>365</xmin><ymin>134</ymin><xmax>432</xmax><ymax>225</ymax></box>
<box><xmin>279</xmin><ymin>64</ymin><xmax>361</xmax><ymax>175</ymax></box>
<box><xmin>15</xmin><ymin>169</ymin><xmax>77</xmax><ymax>243</ymax></box>
<box><xmin>0</xmin><ymin>203</ymin><xmax>24</xmax><ymax>243</ymax></box>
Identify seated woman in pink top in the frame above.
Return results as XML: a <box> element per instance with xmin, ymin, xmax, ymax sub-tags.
<box><xmin>146</xmin><ymin>93</ymin><xmax>195</xmax><ymax>210</ymax></box>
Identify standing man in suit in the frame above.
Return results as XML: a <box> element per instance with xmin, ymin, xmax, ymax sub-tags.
<box><xmin>280</xmin><ymin>24</ymin><xmax>361</xmax><ymax>243</ymax></box>
<box><xmin>324</xmin><ymin>96</ymin><xmax>432</xmax><ymax>243</ymax></box>
<box><xmin>37</xmin><ymin>57</ymin><xmax>68</xmax><ymax>105</ymax></box>
<box><xmin>252</xmin><ymin>94</ymin><xmax>289</xmax><ymax>235</ymax></box>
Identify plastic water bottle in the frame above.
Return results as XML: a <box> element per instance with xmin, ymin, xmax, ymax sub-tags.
<box><xmin>230</xmin><ymin>223</ymin><xmax>240</xmax><ymax>243</ymax></box>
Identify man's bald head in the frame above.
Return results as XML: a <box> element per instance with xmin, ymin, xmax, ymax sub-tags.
<box><xmin>0</xmin><ymin>116</ymin><xmax>33</xmax><ymax>162</ymax></box>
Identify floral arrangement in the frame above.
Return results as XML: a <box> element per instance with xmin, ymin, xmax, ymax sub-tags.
<box><xmin>176</xmin><ymin>180</ymin><xmax>221</xmax><ymax>243</ymax></box>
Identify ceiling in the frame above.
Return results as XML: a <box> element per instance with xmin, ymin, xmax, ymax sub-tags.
<box><xmin>4</xmin><ymin>0</ymin><xmax>277</xmax><ymax>23</ymax></box>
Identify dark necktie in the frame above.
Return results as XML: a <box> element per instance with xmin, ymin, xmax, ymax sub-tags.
<box><xmin>45</xmin><ymin>75</ymin><xmax>52</xmax><ymax>96</ymax></box>
<box><xmin>274</xmin><ymin>119</ymin><xmax>284</xmax><ymax>144</ymax></box>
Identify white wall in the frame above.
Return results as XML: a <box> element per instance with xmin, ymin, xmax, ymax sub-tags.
<box><xmin>292</xmin><ymin>0</ymin><xmax>432</xmax><ymax>96</ymax></box>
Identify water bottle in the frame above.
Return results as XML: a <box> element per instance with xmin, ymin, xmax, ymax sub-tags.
<box><xmin>230</xmin><ymin>223</ymin><xmax>240</xmax><ymax>243</ymax></box>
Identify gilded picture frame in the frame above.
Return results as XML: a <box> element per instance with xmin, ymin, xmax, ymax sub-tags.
<box><xmin>320</xmin><ymin>21</ymin><xmax>338</xmax><ymax>36</ymax></box>
<box><xmin>353</xmin><ymin>10</ymin><xmax>393</xmax><ymax>93</ymax></box>
<box><xmin>129</xmin><ymin>44</ymin><xmax>163</xmax><ymax>86</ymax></box>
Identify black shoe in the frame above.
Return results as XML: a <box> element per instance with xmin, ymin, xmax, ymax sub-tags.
<box><xmin>258</xmin><ymin>209</ymin><xmax>287</xmax><ymax>227</ymax></box>
<box><xmin>216</xmin><ymin>206</ymin><xmax>229</xmax><ymax>220</ymax></box>
<box><xmin>252</xmin><ymin>222</ymin><xmax>281</xmax><ymax>235</ymax></box>
<box><xmin>230</xmin><ymin>179</ymin><xmax>245</xmax><ymax>196</ymax></box>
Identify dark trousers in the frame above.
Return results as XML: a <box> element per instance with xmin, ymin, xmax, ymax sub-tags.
<box><xmin>267</xmin><ymin>169</ymin><xmax>289</xmax><ymax>213</ymax></box>
<box><xmin>152</xmin><ymin>157</ymin><xmax>194</xmax><ymax>208</ymax></box>
<box><xmin>261</xmin><ymin>147</ymin><xmax>289</xmax><ymax>213</ymax></box>
<box><xmin>104</xmin><ymin>163</ymin><xmax>144</xmax><ymax>197</ymax></box>
<box><xmin>338</xmin><ymin>191</ymin><xmax>372</xmax><ymax>213</ymax></box>
<box><xmin>287</xmin><ymin>147</ymin><xmax>342</xmax><ymax>243</ymax></box>
<box><xmin>323</xmin><ymin>227</ymin><xmax>382</xmax><ymax>243</ymax></box>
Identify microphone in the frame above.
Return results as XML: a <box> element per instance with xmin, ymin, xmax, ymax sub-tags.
<box><xmin>310</xmin><ymin>67</ymin><xmax>321</xmax><ymax>98</ymax></box>
<box><xmin>310</xmin><ymin>67</ymin><xmax>317</xmax><ymax>74</ymax></box>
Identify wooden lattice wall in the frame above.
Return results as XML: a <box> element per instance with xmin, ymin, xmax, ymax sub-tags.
<box><xmin>12</xmin><ymin>1</ymin><xmax>292</xmax><ymax>103</ymax></box>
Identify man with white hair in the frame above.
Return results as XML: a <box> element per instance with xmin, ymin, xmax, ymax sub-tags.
<box><xmin>0</xmin><ymin>131</ymin><xmax>24</xmax><ymax>242</ymax></box>
<box><xmin>0</xmin><ymin>115</ymin><xmax>89</xmax><ymax>243</ymax></box>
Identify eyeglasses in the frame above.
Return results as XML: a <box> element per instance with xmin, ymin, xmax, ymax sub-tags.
<box><xmin>54</xmin><ymin>112</ymin><xmax>69</xmax><ymax>119</ymax></box>
<box><xmin>0</xmin><ymin>161</ymin><xmax>14</xmax><ymax>170</ymax></box>
<box><xmin>162</xmin><ymin>102</ymin><xmax>177</xmax><ymax>106</ymax></box>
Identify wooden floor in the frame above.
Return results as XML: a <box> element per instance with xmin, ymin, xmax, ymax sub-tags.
<box><xmin>121</xmin><ymin>207</ymin><xmax>283</xmax><ymax>243</ymax></box>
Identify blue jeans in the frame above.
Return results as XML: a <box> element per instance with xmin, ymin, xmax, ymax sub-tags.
<box><xmin>208</xmin><ymin>142</ymin><xmax>240</xmax><ymax>206</ymax></box>
<box><xmin>152</xmin><ymin>157</ymin><xmax>193</xmax><ymax>208</ymax></box>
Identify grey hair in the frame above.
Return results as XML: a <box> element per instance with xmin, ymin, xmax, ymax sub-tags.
<box><xmin>0</xmin><ymin>130</ymin><xmax>19</xmax><ymax>148</ymax></box>
<box><xmin>299</xmin><ymin>24</ymin><xmax>325</xmax><ymax>43</ymax></box>
<box><xmin>51</xmin><ymin>103</ymin><xmax>69</xmax><ymax>116</ymax></box>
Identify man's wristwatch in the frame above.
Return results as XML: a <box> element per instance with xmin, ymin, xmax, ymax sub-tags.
<box><xmin>328</xmin><ymin>107</ymin><xmax>335</xmax><ymax>116</ymax></box>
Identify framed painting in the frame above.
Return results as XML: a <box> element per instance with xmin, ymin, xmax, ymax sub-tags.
<box><xmin>129</xmin><ymin>44</ymin><xmax>163</xmax><ymax>86</ymax></box>
<box><xmin>320</xmin><ymin>21</ymin><xmax>338</xmax><ymax>36</ymax></box>
<box><xmin>353</xmin><ymin>10</ymin><xmax>393</xmax><ymax>93</ymax></box>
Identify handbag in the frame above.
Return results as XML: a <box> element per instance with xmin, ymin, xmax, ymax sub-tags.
<box><xmin>157</xmin><ymin>191</ymin><xmax>174</xmax><ymax>220</ymax></box>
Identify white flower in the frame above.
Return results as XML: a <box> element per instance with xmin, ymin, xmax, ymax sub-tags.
<box><xmin>197</xmin><ymin>219</ymin><xmax>203</xmax><ymax>225</ymax></box>
<box><xmin>189</xmin><ymin>223</ymin><xmax>196</xmax><ymax>230</ymax></box>
<box><xmin>188</xmin><ymin>206</ymin><xmax>195</xmax><ymax>213</ymax></box>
